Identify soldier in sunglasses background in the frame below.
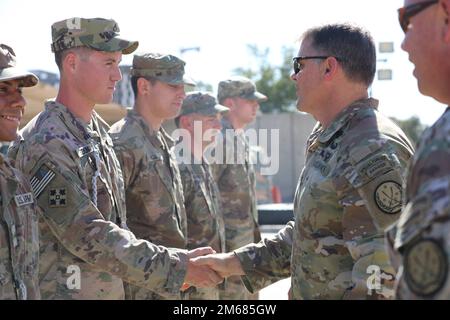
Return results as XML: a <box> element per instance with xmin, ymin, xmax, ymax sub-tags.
<box><xmin>386</xmin><ymin>0</ymin><xmax>450</xmax><ymax>299</ymax></box>
<box><xmin>192</xmin><ymin>23</ymin><xmax>414</xmax><ymax>300</ymax></box>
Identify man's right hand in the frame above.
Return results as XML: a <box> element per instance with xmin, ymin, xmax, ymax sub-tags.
<box><xmin>190</xmin><ymin>252</ymin><xmax>245</xmax><ymax>278</ymax></box>
<box><xmin>182</xmin><ymin>247</ymin><xmax>224</xmax><ymax>290</ymax></box>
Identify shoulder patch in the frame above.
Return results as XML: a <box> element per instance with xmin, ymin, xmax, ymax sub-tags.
<box><xmin>49</xmin><ymin>188</ymin><xmax>67</xmax><ymax>207</ymax></box>
<box><xmin>30</xmin><ymin>164</ymin><xmax>56</xmax><ymax>198</ymax></box>
<box><xmin>374</xmin><ymin>181</ymin><xmax>402</xmax><ymax>214</ymax></box>
<box><xmin>360</xmin><ymin>154</ymin><xmax>393</xmax><ymax>179</ymax></box>
<box><xmin>404</xmin><ymin>239</ymin><xmax>448</xmax><ymax>297</ymax></box>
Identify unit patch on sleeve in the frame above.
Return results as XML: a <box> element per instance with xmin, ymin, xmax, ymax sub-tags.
<box><xmin>49</xmin><ymin>188</ymin><xmax>67</xmax><ymax>207</ymax></box>
<box><xmin>404</xmin><ymin>239</ymin><xmax>448</xmax><ymax>298</ymax></box>
<box><xmin>374</xmin><ymin>181</ymin><xmax>402</xmax><ymax>214</ymax></box>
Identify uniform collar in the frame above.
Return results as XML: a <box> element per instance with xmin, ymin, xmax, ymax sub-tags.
<box><xmin>45</xmin><ymin>99</ymin><xmax>103</xmax><ymax>142</ymax></box>
<box><xmin>127</xmin><ymin>109</ymin><xmax>175</xmax><ymax>149</ymax></box>
<box><xmin>0</xmin><ymin>153</ymin><xmax>15</xmax><ymax>180</ymax></box>
<box><xmin>317</xmin><ymin>98</ymin><xmax>379</xmax><ymax>144</ymax></box>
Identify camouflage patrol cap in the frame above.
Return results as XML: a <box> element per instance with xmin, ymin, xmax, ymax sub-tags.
<box><xmin>179</xmin><ymin>91</ymin><xmax>229</xmax><ymax>117</ymax></box>
<box><xmin>217</xmin><ymin>76</ymin><xmax>267</xmax><ymax>103</ymax></box>
<box><xmin>0</xmin><ymin>44</ymin><xmax>38</xmax><ymax>87</ymax></box>
<box><xmin>131</xmin><ymin>53</ymin><xmax>196</xmax><ymax>86</ymax></box>
<box><xmin>51</xmin><ymin>17</ymin><xmax>138</xmax><ymax>54</ymax></box>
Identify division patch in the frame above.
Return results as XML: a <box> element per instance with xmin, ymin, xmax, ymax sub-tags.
<box><xmin>404</xmin><ymin>239</ymin><xmax>447</xmax><ymax>298</ymax></box>
<box><xmin>49</xmin><ymin>188</ymin><xmax>67</xmax><ymax>207</ymax></box>
<box><xmin>374</xmin><ymin>181</ymin><xmax>402</xmax><ymax>214</ymax></box>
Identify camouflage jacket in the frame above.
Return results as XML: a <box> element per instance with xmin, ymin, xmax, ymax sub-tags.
<box><xmin>178</xmin><ymin>155</ymin><xmax>226</xmax><ymax>299</ymax></box>
<box><xmin>178</xmin><ymin>156</ymin><xmax>225</xmax><ymax>253</ymax></box>
<box><xmin>8</xmin><ymin>100</ymin><xmax>188</xmax><ymax>300</ymax></box>
<box><xmin>109</xmin><ymin>109</ymin><xmax>187</xmax><ymax>300</ymax></box>
<box><xmin>387</xmin><ymin>107</ymin><xmax>450</xmax><ymax>299</ymax></box>
<box><xmin>212</xmin><ymin>117</ymin><xmax>260</xmax><ymax>251</ymax></box>
<box><xmin>0</xmin><ymin>153</ymin><xmax>40</xmax><ymax>300</ymax></box>
<box><xmin>235</xmin><ymin>98</ymin><xmax>414</xmax><ymax>299</ymax></box>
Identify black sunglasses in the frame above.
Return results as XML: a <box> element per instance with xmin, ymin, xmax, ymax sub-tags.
<box><xmin>292</xmin><ymin>56</ymin><xmax>342</xmax><ymax>75</ymax></box>
<box><xmin>398</xmin><ymin>0</ymin><xmax>438</xmax><ymax>33</ymax></box>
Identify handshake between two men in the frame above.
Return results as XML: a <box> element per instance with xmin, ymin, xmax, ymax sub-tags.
<box><xmin>183</xmin><ymin>248</ymin><xmax>244</xmax><ymax>290</ymax></box>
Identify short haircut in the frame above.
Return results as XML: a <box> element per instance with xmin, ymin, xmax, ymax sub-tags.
<box><xmin>131</xmin><ymin>76</ymin><xmax>157</xmax><ymax>99</ymax></box>
<box><xmin>54</xmin><ymin>47</ymin><xmax>91</xmax><ymax>72</ymax></box>
<box><xmin>302</xmin><ymin>24</ymin><xmax>376</xmax><ymax>86</ymax></box>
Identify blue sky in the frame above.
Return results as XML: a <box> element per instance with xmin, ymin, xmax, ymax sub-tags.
<box><xmin>1</xmin><ymin>0</ymin><xmax>447</xmax><ymax>125</ymax></box>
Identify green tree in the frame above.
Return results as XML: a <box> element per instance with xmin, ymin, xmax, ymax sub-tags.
<box><xmin>390</xmin><ymin>116</ymin><xmax>427</xmax><ymax>147</ymax></box>
<box><xmin>234</xmin><ymin>45</ymin><xmax>297</xmax><ymax>113</ymax></box>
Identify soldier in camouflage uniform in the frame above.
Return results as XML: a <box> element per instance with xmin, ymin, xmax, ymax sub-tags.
<box><xmin>0</xmin><ymin>44</ymin><xmax>40</xmax><ymax>300</ymax></box>
<box><xmin>193</xmin><ymin>24</ymin><xmax>415</xmax><ymax>300</ymax></box>
<box><xmin>386</xmin><ymin>0</ymin><xmax>450</xmax><ymax>299</ymax></box>
<box><xmin>174</xmin><ymin>91</ymin><xmax>229</xmax><ymax>299</ymax></box>
<box><xmin>213</xmin><ymin>76</ymin><xmax>267</xmax><ymax>300</ymax></box>
<box><xmin>109</xmin><ymin>53</ymin><xmax>196</xmax><ymax>300</ymax></box>
<box><xmin>8</xmin><ymin>18</ymin><xmax>221</xmax><ymax>300</ymax></box>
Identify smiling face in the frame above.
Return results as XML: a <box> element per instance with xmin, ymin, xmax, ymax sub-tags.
<box><xmin>0</xmin><ymin>79</ymin><xmax>25</xmax><ymax>141</ymax></box>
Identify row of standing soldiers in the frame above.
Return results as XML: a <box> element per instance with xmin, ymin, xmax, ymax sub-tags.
<box><xmin>0</xmin><ymin>17</ymin><xmax>263</xmax><ymax>300</ymax></box>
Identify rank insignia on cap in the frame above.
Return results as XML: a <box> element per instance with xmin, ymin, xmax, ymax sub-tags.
<box><xmin>404</xmin><ymin>239</ymin><xmax>448</xmax><ymax>297</ymax></box>
<box><xmin>374</xmin><ymin>181</ymin><xmax>402</xmax><ymax>214</ymax></box>
<box><xmin>31</xmin><ymin>164</ymin><xmax>56</xmax><ymax>198</ymax></box>
<box><xmin>49</xmin><ymin>188</ymin><xmax>67</xmax><ymax>207</ymax></box>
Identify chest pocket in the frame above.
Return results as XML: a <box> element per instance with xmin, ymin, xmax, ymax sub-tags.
<box><xmin>0</xmin><ymin>186</ymin><xmax>38</xmax><ymax>299</ymax></box>
<box><xmin>192</xmin><ymin>168</ymin><xmax>215</xmax><ymax>222</ymax></box>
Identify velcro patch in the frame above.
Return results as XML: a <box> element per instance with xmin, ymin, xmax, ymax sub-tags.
<box><xmin>14</xmin><ymin>193</ymin><xmax>34</xmax><ymax>207</ymax></box>
<box><xmin>77</xmin><ymin>143</ymin><xmax>99</xmax><ymax>158</ymax></box>
<box><xmin>360</xmin><ymin>155</ymin><xmax>392</xmax><ymax>179</ymax></box>
<box><xmin>49</xmin><ymin>188</ymin><xmax>67</xmax><ymax>207</ymax></box>
<box><xmin>30</xmin><ymin>164</ymin><xmax>56</xmax><ymax>198</ymax></box>
<box><xmin>374</xmin><ymin>181</ymin><xmax>402</xmax><ymax>214</ymax></box>
<box><xmin>404</xmin><ymin>239</ymin><xmax>448</xmax><ymax>297</ymax></box>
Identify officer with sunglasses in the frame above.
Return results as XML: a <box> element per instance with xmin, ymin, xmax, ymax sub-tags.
<box><xmin>386</xmin><ymin>0</ymin><xmax>450</xmax><ymax>299</ymax></box>
<box><xmin>192</xmin><ymin>24</ymin><xmax>415</xmax><ymax>300</ymax></box>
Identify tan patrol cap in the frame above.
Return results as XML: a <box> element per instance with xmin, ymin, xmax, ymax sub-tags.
<box><xmin>217</xmin><ymin>76</ymin><xmax>267</xmax><ymax>103</ymax></box>
<box><xmin>0</xmin><ymin>44</ymin><xmax>38</xmax><ymax>87</ymax></box>
<box><xmin>179</xmin><ymin>91</ymin><xmax>229</xmax><ymax>117</ymax></box>
<box><xmin>51</xmin><ymin>17</ymin><xmax>138</xmax><ymax>54</ymax></box>
<box><xmin>131</xmin><ymin>53</ymin><xmax>195</xmax><ymax>86</ymax></box>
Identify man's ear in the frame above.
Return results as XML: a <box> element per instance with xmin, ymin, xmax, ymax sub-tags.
<box><xmin>179</xmin><ymin>115</ymin><xmax>192</xmax><ymax>130</ymax></box>
<box><xmin>63</xmin><ymin>52</ymin><xmax>77</xmax><ymax>74</ymax></box>
<box><xmin>137</xmin><ymin>77</ymin><xmax>150</xmax><ymax>95</ymax></box>
<box><xmin>223</xmin><ymin>98</ymin><xmax>236</xmax><ymax>110</ymax></box>
<box><xmin>323</xmin><ymin>57</ymin><xmax>339</xmax><ymax>80</ymax></box>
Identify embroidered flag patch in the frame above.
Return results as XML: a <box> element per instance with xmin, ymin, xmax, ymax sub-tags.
<box><xmin>31</xmin><ymin>164</ymin><xmax>56</xmax><ymax>198</ymax></box>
